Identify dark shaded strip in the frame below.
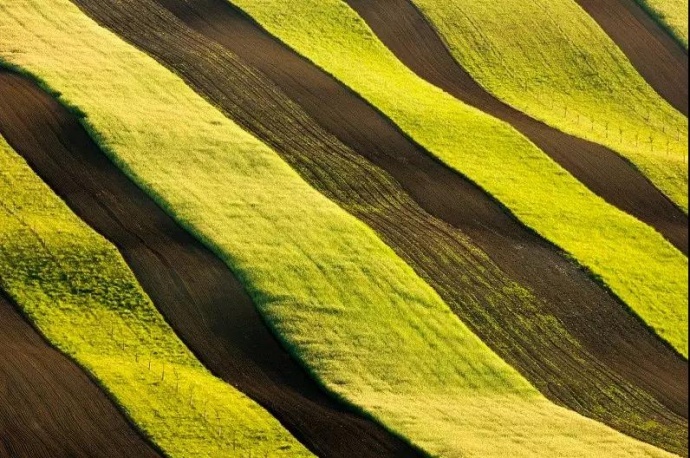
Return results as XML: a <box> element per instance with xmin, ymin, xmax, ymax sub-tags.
<box><xmin>576</xmin><ymin>0</ymin><xmax>688</xmax><ymax>115</ymax></box>
<box><xmin>0</xmin><ymin>70</ymin><xmax>423</xmax><ymax>458</ymax></box>
<box><xmin>66</xmin><ymin>0</ymin><xmax>689</xmax><ymax>454</ymax></box>
<box><xmin>0</xmin><ymin>290</ymin><xmax>162</xmax><ymax>458</ymax></box>
<box><xmin>345</xmin><ymin>0</ymin><xmax>688</xmax><ymax>254</ymax></box>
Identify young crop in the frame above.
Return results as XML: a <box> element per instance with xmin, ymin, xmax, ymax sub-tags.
<box><xmin>0</xmin><ymin>1</ymin><xmax>681</xmax><ymax>456</ymax></box>
<box><xmin>228</xmin><ymin>0</ymin><xmax>688</xmax><ymax>358</ymax></box>
<box><xmin>0</xmin><ymin>136</ymin><xmax>312</xmax><ymax>458</ymax></box>
<box><xmin>411</xmin><ymin>0</ymin><xmax>688</xmax><ymax>210</ymax></box>
<box><xmin>635</xmin><ymin>0</ymin><xmax>689</xmax><ymax>47</ymax></box>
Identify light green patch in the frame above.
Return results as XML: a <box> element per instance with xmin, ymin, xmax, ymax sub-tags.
<box><xmin>226</xmin><ymin>0</ymin><xmax>688</xmax><ymax>356</ymax></box>
<box><xmin>0</xmin><ymin>0</ymin><xmax>681</xmax><ymax>455</ymax></box>
<box><xmin>411</xmin><ymin>0</ymin><xmax>688</xmax><ymax>209</ymax></box>
<box><xmin>0</xmin><ymin>137</ymin><xmax>313</xmax><ymax>458</ymax></box>
<box><xmin>635</xmin><ymin>0</ymin><xmax>689</xmax><ymax>47</ymax></box>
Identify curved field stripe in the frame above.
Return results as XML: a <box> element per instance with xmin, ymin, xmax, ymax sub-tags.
<box><xmin>225</xmin><ymin>0</ymin><xmax>689</xmax><ymax>357</ymax></box>
<box><xmin>68</xmin><ymin>0</ymin><xmax>690</xmax><ymax>453</ymax></box>
<box><xmin>0</xmin><ymin>101</ymin><xmax>311</xmax><ymax>458</ymax></box>
<box><xmin>345</xmin><ymin>0</ymin><xmax>687</xmax><ymax>254</ymax></box>
<box><xmin>575</xmin><ymin>0</ymin><xmax>688</xmax><ymax>117</ymax></box>
<box><xmin>0</xmin><ymin>69</ymin><xmax>415</xmax><ymax>458</ymax></box>
<box><xmin>634</xmin><ymin>0</ymin><xmax>689</xmax><ymax>48</ymax></box>
<box><xmin>0</xmin><ymin>1</ymin><xmax>680</xmax><ymax>457</ymax></box>
<box><xmin>0</xmin><ymin>291</ymin><xmax>162</xmax><ymax>458</ymax></box>
<box><xmin>0</xmin><ymin>70</ymin><xmax>419</xmax><ymax>458</ymax></box>
<box><xmin>409</xmin><ymin>0</ymin><xmax>688</xmax><ymax>211</ymax></box>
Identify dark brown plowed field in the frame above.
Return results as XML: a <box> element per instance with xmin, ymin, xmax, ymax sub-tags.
<box><xmin>576</xmin><ymin>0</ymin><xmax>688</xmax><ymax>116</ymax></box>
<box><xmin>345</xmin><ymin>0</ymin><xmax>688</xmax><ymax>255</ymax></box>
<box><xmin>0</xmin><ymin>70</ymin><xmax>422</xmax><ymax>458</ymax></box>
<box><xmin>68</xmin><ymin>0</ymin><xmax>689</xmax><ymax>454</ymax></box>
<box><xmin>0</xmin><ymin>291</ymin><xmax>161</xmax><ymax>458</ymax></box>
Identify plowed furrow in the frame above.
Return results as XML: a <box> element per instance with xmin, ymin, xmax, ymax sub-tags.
<box><xmin>0</xmin><ymin>70</ymin><xmax>421</xmax><ymax>458</ymax></box>
<box><xmin>575</xmin><ymin>0</ymin><xmax>688</xmax><ymax>115</ymax></box>
<box><xmin>0</xmin><ymin>291</ymin><xmax>162</xmax><ymax>458</ymax></box>
<box><xmin>345</xmin><ymin>0</ymin><xmax>688</xmax><ymax>254</ymax></box>
<box><xmin>67</xmin><ymin>0</ymin><xmax>689</xmax><ymax>454</ymax></box>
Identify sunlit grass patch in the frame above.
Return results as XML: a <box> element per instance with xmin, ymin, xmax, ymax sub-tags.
<box><xmin>0</xmin><ymin>0</ymin><xmax>682</xmax><ymax>455</ymax></box>
<box><xmin>411</xmin><ymin>0</ymin><xmax>688</xmax><ymax>209</ymax></box>
<box><xmin>0</xmin><ymin>134</ymin><xmax>312</xmax><ymax>458</ymax></box>
<box><xmin>228</xmin><ymin>0</ymin><xmax>688</xmax><ymax>357</ymax></box>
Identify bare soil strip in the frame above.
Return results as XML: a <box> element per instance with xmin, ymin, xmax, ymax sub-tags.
<box><xmin>576</xmin><ymin>0</ymin><xmax>688</xmax><ymax>116</ymax></box>
<box><xmin>0</xmin><ymin>70</ymin><xmax>422</xmax><ymax>458</ymax></box>
<box><xmin>0</xmin><ymin>291</ymin><xmax>162</xmax><ymax>458</ymax></box>
<box><xmin>66</xmin><ymin>0</ymin><xmax>690</xmax><ymax>453</ymax></box>
<box><xmin>345</xmin><ymin>0</ymin><xmax>688</xmax><ymax>254</ymax></box>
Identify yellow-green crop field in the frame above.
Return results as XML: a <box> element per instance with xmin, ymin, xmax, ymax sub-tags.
<box><xmin>230</xmin><ymin>0</ymin><xmax>688</xmax><ymax>357</ymax></box>
<box><xmin>0</xmin><ymin>0</ymin><xmax>687</xmax><ymax>456</ymax></box>
<box><xmin>636</xmin><ymin>0</ymin><xmax>689</xmax><ymax>46</ymax></box>
<box><xmin>410</xmin><ymin>0</ymin><xmax>688</xmax><ymax>210</ymax></box>
<box><xmin>0</xmin><ymin>135</ymin><xmax>312</xmax><ymax>458</ymax></box>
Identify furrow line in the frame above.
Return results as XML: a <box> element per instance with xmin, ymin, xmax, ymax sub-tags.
<box><xmin>575</xmin><ymin>0</ymin><xmax>688</xmax><ymax>115</ymax></box>
<box><xmin>345</xmin><ymin>0</ymin><xmax>688</xmax><ymax>254</ymax></box>
<box><xmin>0</xmin><ymin>290</ymin><xmax>162</xmax><ymax>458</ymax></box>
<box><xmin>0</xmin><ymin>70</ymin><xmax>420</xmax><ymax>458</ymax></box>
<box><xmin>67</xmin><ymin>0</ymin><xmax>688</xmax><ymax>453</ymax></box>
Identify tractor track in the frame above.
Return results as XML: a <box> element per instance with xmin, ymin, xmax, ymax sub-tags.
<box><xmin>0</xmin><ymin>70</ymin><xmax>422</xmax><ymax>458</ymax></box>
<box><xmin>0</xmin><ymin>290</ymin><xmax>162</xmax><ymax>458</ymax></box>
<box><xmin>346</xmin><ymin>0</ymin><xmax>688</xmax><ymax>254</ymax></box>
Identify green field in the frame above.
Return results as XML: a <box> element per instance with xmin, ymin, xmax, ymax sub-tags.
<box><xmin>0</xmin><ymin>0</ymin><xmax>681</xmax><ymax>456</ymax></box>
<box><xmin>225</xmin><ymin>0</ymin><xmax>688</xmax><ymax>357</ymax></box>
<box><xmin>410</xmin><ymin>0</ymin><xmax>688</xmax><ymax>211</ymax></box>
<box><xmin>0</xmin><ymin>136</ymin><xmax>312</xmax><ymax>458</ymax></box>
<box><xmin>636</xmin><ymin>0</ymin><xmax>689</xmax><ymax>47</ymax></box>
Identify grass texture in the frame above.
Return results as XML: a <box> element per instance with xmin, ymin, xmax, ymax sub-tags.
<box><xmin>0</xmin><ymin>1</ymin><xmax>681</xmax><ymax>456</ymax></box>
<box><xmin>411</xmin><ymin>0</ymin><xmax>688</xmax><ymax>210</ymax></box>
<box><xmin>0</xmin><ymin>136</ymin><xmax>313</xmax><ymax>458</ymax></box>
<box><xmin>227</xmin><ymin>0</ymin><xmax>689</xmax><ymax>356</ymax></box>
<box><xmin>635</xmin><ymin>0</ymin><xmax>689</xmax><ymax>47</ymax></box>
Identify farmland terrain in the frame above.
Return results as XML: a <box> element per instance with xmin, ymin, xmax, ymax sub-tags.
<box><xmin>345</xmin><ymin>0</ymin><xmax>688</xmax><ymax>253</ymax></box>
<box><xmin>0</xmin><ymin>0</ymin><xmax>687</xmax><ymax>457</ymax></box>
<box><xmin>408</xmin><ymin>0</ymin><xmax>688</xmax><ymax>211</ymax></box>
<box><xmin>61</xmin><ymin>0</ymin><xmax>689</xmax><ymax>453</ymax></box>
<box><xmin>0</xmin><ymin>291</ymin><xmax>161</xmax><ymax>458</ymax></box>
<box><xmin>575</xmin><ymin>0</ymin><xmax>688</xmax><ymax>113</ymax></box>
<box><xmin>0</xmin><ymin>69</ymin><xmax>416</xmax><ymax>458</ymax></box>
<box><xmin>226</xmin><ymin>0</ymin><xmax>689</xmax><ymax>360</ymax></box>
<box><xmin>0</xmin><ymin>128</ymin><xmax>313</xmax><ymax>457</ymax></box>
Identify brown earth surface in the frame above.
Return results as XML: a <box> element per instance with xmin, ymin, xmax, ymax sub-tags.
<box><xmin>576</xmin><ymin>0</ymin><xmax>688</xmax><ymax>116</ymax></box>
<box><xmin>346</xmin><ymin>0</ymin><xmax>688</xmax><ymax>254</ymax></box>
<box><xmin>0</xmin><ymin>291</ymin><xmax>162</xmax><ymax>458</ymax></box>
<box><xmin>0</xmin><ymin>70</ymin><xmax>423</xmax><ymax>458</ymax></box>
<box><xmin>68</xmin><ymin>0</ymin><xmax>689</xmax><ymax>454</ymax></box>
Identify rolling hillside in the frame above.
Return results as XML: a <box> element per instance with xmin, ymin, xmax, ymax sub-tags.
<box><xmin>407</xmin><ymin>0</ymin><xmax>688</xmax><ymax>212</ymax></box>
<box><xmin>634</xmin><ymin>0</ymin><xmax>689</xmax><ymax>46</ymax></box>
<box><xmin>0</xmin><ymin>0</ymin><xmax>687</xmax><ymax>457</ymax></box>
<box><xmin>345</xmin><ymin>0</ymin><xmax>687</xmax><ymax>254</ymax></box>
<box><xmin>225</xmin><ymin>0</ymin><xmax>688</xmax><ymax>358</ymax></box>
<box><xmin>0</xmin><ymin>130</ymin><xmax>311</xmax><ymax>457</ymax></box>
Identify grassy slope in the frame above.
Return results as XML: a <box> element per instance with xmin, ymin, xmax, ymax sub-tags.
<box><xmin>0</xmin><ymin>136</ymin><xmax>312</xmax><ymax>458</ymax></box>
<box><xmin>411</xmin><ymin>0</ymin><xmax>688</xmax><ymax>211</ymax></box>
<box><xmin>227</xmin><ymin>0</ymin><xmax>689</xmax><ymax>357</ymax></box>
<box><xmin>635</xmin><ymin>0</ymin><xmax>689</xmax><ymax>47</ymax></box>
<box><xmin>0</xmin><ymin>1</ymin><xmax>679</xmax><ymax>456</ymax></box>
